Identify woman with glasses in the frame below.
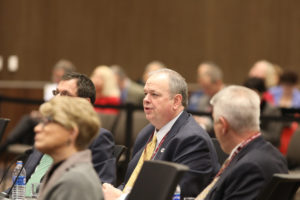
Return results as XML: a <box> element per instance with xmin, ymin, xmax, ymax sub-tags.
<box><xmin>34</xmin><ymin>96</ymin><xmax>104</xmax><ymax>200</ymax></box>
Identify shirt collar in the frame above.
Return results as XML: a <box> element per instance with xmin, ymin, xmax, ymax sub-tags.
<box><xmin>155</xmin><ymin>111</ymin><xmax>183</xmax><ymax>145</ymax></box>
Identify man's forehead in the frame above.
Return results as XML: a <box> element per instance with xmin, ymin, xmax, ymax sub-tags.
<box><xmin>145</xmin><ymin>77</ymin><xmax>169</xmax><ymax>92</ymax></box>
<box><xmin>57</xmin><ymin>79</ymin><xmax>78</xmax><ymax>91</ymax></box>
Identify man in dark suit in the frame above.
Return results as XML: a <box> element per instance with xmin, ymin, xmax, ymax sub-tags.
<box><xmin>103</xmin><ymin>68</ymin><xmax>219</xmax><ymax>199</ymax></box>
<box><xmin>196</xmin><ymin>85</ymin><xmax>288</xmax><ymax>200</ymax></box>
<box><xmin>21</xmin><ymin>72</ymin><xmax>116</xmax><ymax>196</ymax></box>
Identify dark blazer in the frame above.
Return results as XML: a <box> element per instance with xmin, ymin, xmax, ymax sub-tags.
<box><xmin>24</xmin><ymin>128</ymin><xmax>116</xmax><ymax>185</ymax></box>
<box><xmin>205</xmin><ymin>136</ymin><xmax>288</xmax><ymax>200</ymax></box>
<box><xmin>120</xmin><ymin>111</ymin><xmax>220</xmax><ymax>198</ymax></box>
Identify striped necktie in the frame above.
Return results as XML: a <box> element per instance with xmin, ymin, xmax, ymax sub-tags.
<box><xmin>123</xmin><ymin>134</ymin><xmax>157</xmax><ymax>193</ymax></box>
<box><xmin>25</xmin><ymin>154</ymin><xmax>53</xmax><ymax>197</ymax></box>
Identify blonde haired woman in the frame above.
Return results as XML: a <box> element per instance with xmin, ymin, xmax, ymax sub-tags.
<box><xmin>90</xmin><ymin>65</ymin><xmax>121</xmax><ymax>114</ymax></box>
<box><xmin>35</xmin><ymin>96</ymin><xmax>104</xmax><ymax>200</ymax></box>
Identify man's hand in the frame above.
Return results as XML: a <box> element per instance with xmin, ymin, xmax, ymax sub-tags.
<box><xmin>102</xmin><ymin>183</ymin><xmax>123</xmax><ymax>200</ymax></box>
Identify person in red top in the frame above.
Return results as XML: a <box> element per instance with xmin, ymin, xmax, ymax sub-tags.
<box><xmin>90</xmin><ymin>65</ymin><xmax>121</xmax><ymax>114</ymax></box>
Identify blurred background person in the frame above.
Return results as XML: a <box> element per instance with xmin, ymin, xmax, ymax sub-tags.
<box><xmin>0</xmin><ymin>59</ymin><xmax>76</xmax><ymax>153</ymax></box>
<box><xmin>35</xmin><ymin>96</ymin><xmax>104</xmax><ymax>200</ymax></box>
<box><xmin>44</xmin><ymin>59</ymin><xmax>76</xmax><ymax>101</ymax></box>
<box><xmin>243</xmin><ymin>77</ymin><xmax>283</xmax><ymax>147</ymax></box>
<box><xmin>248</xmin><ymin>60</ymin><xmax>278</xmax><ymax>89</ymax></box>
<box><xmin>136</xmin><ymin>60</ymin><xmax>165</xmax><ymax>86</ymax></box>
<box><xmin>248</xmin><ymin>60</ymin><xmax>282</xmax><ymax>105</ymax></box>
<box><xmin>269</xmin><ymin>70</ymin><xmax>300</xmax><ymax>108</ymax></box>
<box><xmin>111</xmin><ymin>65</ymin><xmax>144</xmax><ymax>106</ymax></box>
<box><xmin>188</xmin><ymin>62</ymin><xmax>225</xmax><ymax>134</ymax></box>
<box><xmin>90</xmin><ymin>65</ymin><xmax>121</xmax><ymax>114</ymax></box>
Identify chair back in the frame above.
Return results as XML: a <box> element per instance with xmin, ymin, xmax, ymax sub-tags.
<box><xmin>98</xmin><ymin>110</ymin><xmax>148</xmax><ymax>145</ymax></box>
<box><xmin>127</xmin><ymin>160</ymin><xmax>189</xmax><ymax>200</ymax></box>
<box><xmin>256</xmin><ymin>173</ymin><xmax>300</xmax><ymax>200</ymax></box>
<box><xmin>113</xmin><ymin>145</ymin><xmax>127</xmax><ymax>162</ymax></box>
<box><xmin>0</xmin><ymin>118</ymin><xmax>10</xmax><ymax>142</ymax></box>
<box><xmin>211</xmin><ymin>138</ymin><xmax>228</xmax><ymax>165</ymax></box>
<box><xmin>287</xmin><ymin>128</ymin><xmax>300</xmax><ymax>169</ymax></box>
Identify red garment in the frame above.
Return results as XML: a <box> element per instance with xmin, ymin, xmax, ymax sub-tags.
<box><xmin>279</xmin><ymin>122</ymin><xmax>299</xmax><ymax>155</ymax></box>
<box><xmin>262</xmin><ymin>91</ymin><xmax>275</xmax><ymax>105</ymax></box>
<box><xmin>94</xmin><ymin>96</ymin><xmax>121</xmax><ymax>114</ymax></box>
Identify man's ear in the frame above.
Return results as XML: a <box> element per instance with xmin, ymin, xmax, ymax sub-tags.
<box><xmin>173</xmin><ymin>94</ymin><xmax>182</xmax><ymax>110</ymax></box>
<box><xmin>219</xmin><ymin>116</ymin><xmax>229</xmax><ymax>135</ymax></box>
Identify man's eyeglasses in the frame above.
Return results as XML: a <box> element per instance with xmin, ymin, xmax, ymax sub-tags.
<box><xmin>52</xmin><ymin>89</ymin><xmax>74</xmax><ymax>97</ymax></box>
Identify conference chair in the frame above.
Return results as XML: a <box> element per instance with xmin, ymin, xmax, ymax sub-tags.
<box><xmin>256</xmin><ymin>173</ymin><xmax>300</xmax><ymax>200</ymax></box>
<box><xmin>0</xmin><ymin>118</ymin><xmax>10</xmax><ymax>144</ymax></box>
<box><xmin>114</xmin><ymin>145</ymin><xmax>127</xmax><ymax>186</ymax></box>
<box><xmin>287</xmin><ymin>128</ymin><xmax>300</xmax><ymax>169</ymax></box>
<box><xmin>211</xmin><ymin>138</ymin><xmax>228</xmax><ymax>165</ymax></box>
<box><xmin>127</xmin><ymin>160</ymin><xmax>189</xmax><ymax>200</ymax></box>
<box><xmin>113</xmin><ymin>145</ymin><xmax>127</xmax><ymax>163</ymax></box>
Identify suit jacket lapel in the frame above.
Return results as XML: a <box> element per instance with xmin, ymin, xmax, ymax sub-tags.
<box><xmin>154</xmin><ymin>111</ymin><xmax>189</xmax><ymax>160</ymax></box>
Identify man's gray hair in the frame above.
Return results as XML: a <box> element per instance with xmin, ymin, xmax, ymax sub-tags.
<box><xmin>210</xmin><ymin>85</ymin><xmax>260</xmax><ymax>133</ymax></box>
<box><xmin>149</xmin><ymin>68</ymin><xmax>188</xmax><ymax>108</ymax></box>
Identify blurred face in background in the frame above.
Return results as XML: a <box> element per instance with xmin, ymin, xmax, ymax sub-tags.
<box><xmin>197</xmin><ymin>64</ymin><xmax>221</xmax><ymax>97</ymax></box>
<box><xmin>52</xmin><ymin>68</ymin><xmax>65</xmax><ymax>83</ymax></box>
<box><xmin>90</xmin><ymin>71</ymin><xmax>104</xmax><ymax>97</ymax></box>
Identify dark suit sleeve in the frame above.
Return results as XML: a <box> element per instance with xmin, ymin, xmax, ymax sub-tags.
<box><xmin>24</xmin><ymin>149</ymin><xmax>44</xmax><ymax>181</ymax></box>
<box><xmin>89</xmin><ymin>128</ymin><xmax>116</xmax><ymax>185</ymax></box>
<box><xmin>172</xmin><ymin>132</ymin><xmax>219</xmax><ymax>197</ymax></box>
<box><xmin>210</xmin><ymin>163</ymin><xmax>265</xmax><ymax>200</ymax></box>
<box><xmin>0</xmin><ymin>115</ymin><xmax>37</xmax><ymax>152</ymax></box>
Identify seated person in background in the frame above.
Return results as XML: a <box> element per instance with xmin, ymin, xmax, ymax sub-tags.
<box><xmin>90</xmin><ymin>65</ymin><xmax>121</xmax><ymax>114</ymax></box>
<box><xmin>195</xmin><ymin>86</ymin><xmax>288</xmax><ymax>200</ymax></box>
<box><xmin>136</xmin><ymin>60</ymin><xmax>165</xmax><ymax>86</ymax></box>
<box><xmin>269</xmin><ymin>70</ymin><xmax>300</xmax><ymax>108</ymax></box>
<box><xmin>188</xmin><ymin>62</ymin><xmax>225</xmax><ymax>134</ymax></box>
<box><xmin>248</xmin><ymin>60</ymin><xmax>282</xmax><ymax>104</ymax></box>
<box><xmin>7</xmin><ymin>72</ymin><xmax>115</xmax><ymax>197</ymax></box>
<box><xmin>103</xmin><ymin>68</ymin><xmax>219</xmax><ymax>199</ymax></box>
<box><xmin>111</xmin><ymin>65</ymin><xmax>144</xmax><ymax>106</ymax></box>
<box><xmin>35</xmin><ymin>96</ymin><xmax>104</xmax><ymax>200</ymax></box>
<box><xmin>44</xmin><ymin>59</ymin><xmax>76</xmax><ymax>101</ymax></box>
<box><xmin>243</xmin><ymin>77</ymin><xmax>283</xmax><ymax>147</ymax></box>
<box><xmin>0</xmin><ymin>59</ymin><xmax>76</xmax><ymax>152</ymax></box>
<box><xmin>248</xmin><ymin>60</ymin><xmax>279</xmax><ymax>89</ymax></box>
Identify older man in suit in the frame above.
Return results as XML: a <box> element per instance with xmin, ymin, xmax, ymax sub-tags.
<box><xmin>103</xmin><ymin>68</ymin><xmax>219</xmax><ymax>199</ymax></box>
<box><xmin>196</xmin><ymin>86</ymin><xmax>288</xmax><ymax>200</ymax></box>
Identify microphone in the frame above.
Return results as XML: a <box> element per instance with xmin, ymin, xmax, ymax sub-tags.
<box><xmin>0</xmin><ymin>148</ymin><xmax>33</xmax><ymax>199</ymax></box>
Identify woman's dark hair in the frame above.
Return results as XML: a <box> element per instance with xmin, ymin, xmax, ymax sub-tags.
<box><xmin>280</xmin><ymin>70</ymin><xmax>298</xmax><ymax>85</ymax></box>
<box><xmin>243</xmin><ymin>77</ymin><xmax>266</xmax><ymax>93</ymax></box>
